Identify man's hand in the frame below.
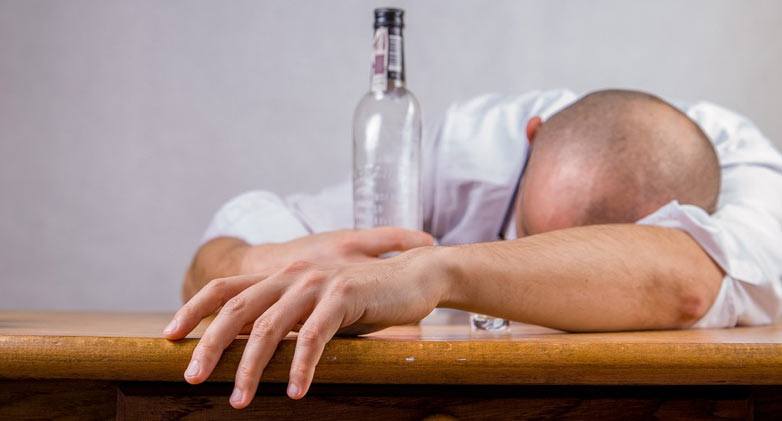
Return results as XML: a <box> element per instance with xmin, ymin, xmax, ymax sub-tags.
<box><xmin>184</xmin><ymin>227</ymin><xmax>435</xmax><ymax>300</ymax></box>
<box><xmin>165</xmin><ymin>246</ymin><xmax>446</xmax><ymax>408</ymax></box>
<box><xmin>170</xmin><ymin>224</ymin><xmax>723</xmax><ymax>410</ymax></box>
<box><xmin>240</xmin><ymin>227</ymin><xmax>435</xmax><ymax>273</ymax></box>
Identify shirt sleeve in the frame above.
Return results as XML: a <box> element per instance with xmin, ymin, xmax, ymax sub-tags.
<box><xmin>637</xmin><ymin>101</ymin><xmax>782</xmax><ymax>328</ymax></box>
<box><xmin>201</xmin><ymin>178</ymin><xmax>353</xmax><ymax>246</ymax></box>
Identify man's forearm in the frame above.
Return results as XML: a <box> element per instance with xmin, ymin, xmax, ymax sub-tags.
<box><xmin>183</xmin><ymin>237</ymin><xmax>251</xmax><ymax>301</ymax></box>
<box><xmin>435</xmin><ymin>224</ymin><xmax>724</xmax><ymax>331</ymax></box>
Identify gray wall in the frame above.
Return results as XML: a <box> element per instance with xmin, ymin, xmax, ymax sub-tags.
<box><xmin>1</xmin><ymin>0</ymin><xmax>780</xmax><ymax>311</ymax></box>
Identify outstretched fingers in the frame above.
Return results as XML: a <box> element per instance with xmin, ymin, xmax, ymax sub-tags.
<box><xmin>229</xmin><ymin>294</ymin><xmax>314</xmax><ymax>409</ymax></box>
<box><xmin>183</xmin><ymin>278</ymin><xmax>284</xmax><ymax>385</ymax></box>
<box><xmin>163</xmin><ymin>274</ymin><xmax>266</xmax><ymax>340</ymax></box>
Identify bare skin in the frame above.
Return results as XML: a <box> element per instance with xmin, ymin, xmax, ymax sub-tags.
<box><xmin>166</xmin><ymin>224</ymin><xmax>722</xmax><ymax>408</ymax></box>
<box><xmin>170</xmin><ymin>91</ymin><xmax>725</xmax><ymax>408</ymax></box>
<box><xmin>182</xmin><ymin>227</ymin><xmax>435</xmax><ymax>301</ymax></box>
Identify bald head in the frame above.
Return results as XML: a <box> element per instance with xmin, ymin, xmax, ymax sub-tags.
<box><xmin>518</xmin><ymin>89</ymin><xmax>720</xmax><ymax>235</ymax></box>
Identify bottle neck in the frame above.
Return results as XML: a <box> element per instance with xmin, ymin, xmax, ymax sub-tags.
<box><xmin>370</xmin><ymin>25</ymin><xmax>405</xmax><ymax>93</ymax></box>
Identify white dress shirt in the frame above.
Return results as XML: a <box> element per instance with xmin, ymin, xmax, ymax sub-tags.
<box><xmin>201</xmin><ymin>90</ymin><xmax>782</xmax><ymax>328</ymax></box>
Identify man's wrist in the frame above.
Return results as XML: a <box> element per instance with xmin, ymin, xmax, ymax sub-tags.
<box><xmin>430</xmin><ymin>243</ymin><xmax>503</xmax><ymax>312</ymax></box>
<box><xmin>411</xmin><ymin>245</ymin><xmax>465</xmax><ymax>309</ymax></box>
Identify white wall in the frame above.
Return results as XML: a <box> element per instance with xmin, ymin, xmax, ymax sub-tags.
<box><xmin>1</xmin><ymin>0</ymin><xmax>780</xmax><ymax>311</ymax></box>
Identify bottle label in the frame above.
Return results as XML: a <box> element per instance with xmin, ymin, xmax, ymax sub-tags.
<box><xmin>388</xmin><ymin>34</ymin><xmax>402</xmax><ymax>74</ymax></box>
<box><xmin>371</xmin><ymin>27</ymin><xmax>389</xmax><ymax>93</ymax></box>
<box><xmin>387</xmin><ymin>25</ymin><xmax>404</xmax><ymax>82</ymax></box>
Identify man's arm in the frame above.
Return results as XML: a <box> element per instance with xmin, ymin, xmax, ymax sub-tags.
<box><xmin>440</xmin><ymin>224</ymin><xmax>724</xmax><ymax>331</ymax></box>
<box><xmin>164</xmin><ymin>223</ymin><xmax>724</xmax><ymax>406</ymax></box>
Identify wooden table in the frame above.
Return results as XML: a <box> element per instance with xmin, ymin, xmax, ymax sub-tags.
<box><xmin>1</xmin><ymin>311</ymin><xmax>781</xmax><ymax>419</ymax></box>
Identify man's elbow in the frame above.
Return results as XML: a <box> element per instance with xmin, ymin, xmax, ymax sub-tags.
<box><xmin>648</xmin><ymin>272</ymin><xmax>716</xmax><ymax>329</ymax></box>
<box><xmin>664</xmin><ymin>241</ymin><xmax>724</xmax><ymax>329</ymax></box>
<box><xmin>672</xmin><ymin>290</ymin><xmax>711</xmax><ymax>328</ymax></box>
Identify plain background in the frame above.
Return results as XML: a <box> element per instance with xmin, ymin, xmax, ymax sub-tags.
<box><xmin>1</xmin><ymin>0</ymin><xmax>780</xmax><ymax>311</ymax></box>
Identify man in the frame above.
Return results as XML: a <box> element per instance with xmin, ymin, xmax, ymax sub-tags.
<box><xmin>164</xmin><ymin>89</ymin><xmax>782</xmax><ymax>408</ymax></box>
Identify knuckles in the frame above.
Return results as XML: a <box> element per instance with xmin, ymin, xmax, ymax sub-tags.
<box><xmin>299</xmin><ymin>271</ymin><xmax>327</xmax><ymax>290</ymax></box>
<box><xmin>206</xmin><ymin>277</ymin><xmax>229</xmax><ymax>291</ymax></box>
<box><xmin>296</xmin><ymin>327</ymin><xmax>322</xmax><ymax>345</ymax></box>
<box><xmin>326</xmin><ymin>276</ymin><xmax>356</xmax><ymax>298</ymax></box>
<box><xmin>250</xmin><ymin>318</ymin><xmax>276</xmax><ymax>340</ymax></box>
<box><xmin>221</xmin><ymin>296</ymin><xmax>247</xmax><ymax>316</ymax></box>
<box><xmin>286</xmin><ymin>268</ymin><xmax>329</xmax><ymax>297</ymax></box>
<box><xmin>205</xmin><ymin>278</ymin><xmax>230</xmax><ymax>301</ymax></box>
<box><xmin>283</xmin><ymin>260</ymin><xmax>314</xmax><ymax>274</ymax></box>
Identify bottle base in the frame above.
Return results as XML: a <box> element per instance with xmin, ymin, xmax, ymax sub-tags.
<box><xmin>470</xmin><ymin>313</ymin><xmax>510</xmax><ymax>332</ymax></box>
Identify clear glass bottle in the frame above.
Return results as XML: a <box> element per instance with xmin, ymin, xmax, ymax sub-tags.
<box><xmin>353</xmin><ymin>8</ymin><xmax>422</xmax><ymax>231</ymax></box>
<box><xmin>470</xmin><ymin>313</ymin><xmax>510</xmax><ymax>332</ymax></box>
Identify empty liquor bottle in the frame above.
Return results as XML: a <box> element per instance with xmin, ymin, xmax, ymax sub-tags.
<box><xmin>352</xmin><ymin>8</ymin><xmax>422</xmax><ymax>231</ymax></box>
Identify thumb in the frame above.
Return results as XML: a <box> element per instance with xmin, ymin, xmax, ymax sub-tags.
<box><xmin>353</xmin><ymin>226</ymin><xmax>435</xmax><ymax>256</ymax></box>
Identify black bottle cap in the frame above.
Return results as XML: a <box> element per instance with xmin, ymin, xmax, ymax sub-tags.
<box><xmin>374</xmin><ymin>8</ymin><xmax>404</xmax><ymax>28</ymax></box>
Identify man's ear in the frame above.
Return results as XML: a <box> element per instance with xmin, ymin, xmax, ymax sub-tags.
<box><xmin>526</xmin><ymin>116</ymin><xmax>543</xmax><ymax>146</ymax></box>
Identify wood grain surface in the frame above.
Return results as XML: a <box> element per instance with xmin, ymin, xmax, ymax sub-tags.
<box><xmin>2</xmin><ymin>311</ymin><xmax>782</xmax><ymax>385</ymax></box>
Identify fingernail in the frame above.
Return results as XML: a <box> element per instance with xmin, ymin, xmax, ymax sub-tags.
<box><xmin>185</xmin><ymin>359</ymin><xmax>200</xmax><ymax>378</ymax></box>
<box><xmin>230</xmin><ymin>387</ymin><xmax>244</xmax><ymax>405</ymax></box>
<box><xmin>163</xmin><ymin>319</ymin><xmax>178</xmax><ymax>335</ymax></box>
<box><xmin>287</xmin><ymin>383</ymin><xmax>300</xmax><ymax>399</ymax></box>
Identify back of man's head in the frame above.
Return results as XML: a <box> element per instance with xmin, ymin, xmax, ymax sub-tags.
<box><xmin>518</xmin><ymin>89</ymin><xmax>720</xmax><ymax>235</ymax></box>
